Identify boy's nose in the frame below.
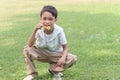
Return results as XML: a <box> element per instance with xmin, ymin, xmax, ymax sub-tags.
<box><xmin>45</xmin><ymin>20</ymin><xmax>50</xmax><ymax>23</ymax></box>
<box><xmin>45</xmin><ymin>20</ymin><xmax>50</xmax><ymax>25</ymax></box>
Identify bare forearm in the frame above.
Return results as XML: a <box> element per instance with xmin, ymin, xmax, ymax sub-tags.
<box><xmin>27</xmin><ymin>29</ymin><xmax>37</xmax><ymax>47</ymax></box>
<box><xmin>56</xmin><ymin>44</ymin><xmax>68</xmax><ymax>66</ymax></box>
<box><xmin>62</xmin><ymin>44</ymin><xmax>68</xmax><ymax>59</ymax></box>
<box><xmin>27</xmin><ymin>23</ymin><xmax>43</xmax><ymax>47</ymax></box>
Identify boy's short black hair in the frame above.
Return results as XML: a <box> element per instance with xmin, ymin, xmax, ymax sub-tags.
<box><xmin>40</xmin><ymin>5</ymin><xmax>58</xmax><ymax>18</ymax></box>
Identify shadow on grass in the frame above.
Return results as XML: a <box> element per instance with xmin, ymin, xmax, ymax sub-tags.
<box><xmin>34</xmin><ymin>73</ymin><xmax>52</xmax><ymax>80</ymax></box>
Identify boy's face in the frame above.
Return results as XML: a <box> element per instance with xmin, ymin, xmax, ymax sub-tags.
<box><xmin>40</xmin><ymin>11</ymin><xmax>57</xmax><ymax>27</ymax></box>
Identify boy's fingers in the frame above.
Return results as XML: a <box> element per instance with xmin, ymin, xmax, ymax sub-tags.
<box><xmin>56</xmin><ymin>62</ymin><xmax>60</xmax><ymax>66</ymax></box>
<box><xmin>56</xmin><ymin>63</ymin><xmax>61</xmax><ymax>67</ymax></box>
<box><xmin>35</xmin><ymin>23</ymin><xmax>43</xmax><ymax>29</ymax></box>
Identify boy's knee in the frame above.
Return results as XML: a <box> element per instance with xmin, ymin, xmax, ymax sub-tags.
<box><xmin>64</xmin><ymin>54</ymin><xmax>77</xmax><ymax>69</ymax></box>
<box><xmin>72</xmin><ymin>55</ymin><xmax>77</xmax><ymax>64</ymax></box>
<box><xmin>23</xmin><ymin>45</ymin><xmax>31</xmax><ymax>55</ymax></box>
<box><xmin>68</xmin><ymin>54</ymin><xmax>77</xmax><ymax>63</ymax></box>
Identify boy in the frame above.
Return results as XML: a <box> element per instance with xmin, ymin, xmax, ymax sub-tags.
<box><xmin>23</xmin><ymin>5</ymin><xmax>77</xmax><ymax>80</ymax></box>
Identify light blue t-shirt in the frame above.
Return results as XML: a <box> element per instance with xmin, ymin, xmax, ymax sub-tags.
<box><xmin>35</xmin><ymin>24</ymin><xmax>67</xmax><ymax>53</ymax></box>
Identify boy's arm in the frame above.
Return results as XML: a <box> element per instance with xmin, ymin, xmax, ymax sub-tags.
<box><xmin>61</xmin><ymin>44</ymin><xmax>68</xmax><ymax>60</ymax></box>
<box><xmin>27</xmin><ymin>29</ymin><xmax>37</xmax><ymax>47</ymax></box>
<box><xmin>56</xmin><ymin>44</ymin><xmax>68</xmax><ymax>66</ymax></box>
<box><xmin>27</xmin><ymin>23</ymin><xmax>43</xmax><ymax>47</ymax></box>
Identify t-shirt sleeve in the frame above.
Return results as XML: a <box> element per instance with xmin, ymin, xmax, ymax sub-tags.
<box><xmin>59</xmin><ymin>30</ymin><xmax>67</xmax><ymax>45</ymax></box>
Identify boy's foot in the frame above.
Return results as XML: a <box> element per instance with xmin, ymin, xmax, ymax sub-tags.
<box><xmin>48</xmin><ymin>69</ymin><xmax>64</xmax><ymax>80</ymax></box>
<box><xmin>48</xmin><ymin>69</ymin><xmax>55</xmax><ymax>76</ymax></box>
<box><xmin>23</xmin><ymin>74</ymin><xmax>38</xmax><ymax>80</ymax></box>
<box><xmin>48</xmin><ymin>69</ymin><xmax>64</xmax><ymax>77</ymax></box>
<box><xmin>53</xmin><ymin>73</ymin><xmax>63</xmax><ymax>80</ymax></box>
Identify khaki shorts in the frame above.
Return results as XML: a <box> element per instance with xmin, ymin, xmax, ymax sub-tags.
<box><xmin>23</xmin><ymin>46</ymin><xmax>77</xmax><ymax>75</ymax></box>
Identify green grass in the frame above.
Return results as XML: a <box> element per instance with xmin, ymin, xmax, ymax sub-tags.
<box><xmin>0</xmin><ymin>0</ymin><xmax>120</xmax><ymax>80</ymax></box>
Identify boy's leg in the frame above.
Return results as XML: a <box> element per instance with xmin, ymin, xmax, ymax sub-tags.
<box><xmin>23</xmin><ymin>46</ymin><xmax>38</xmax><ymax>75</ymax></box>
<box><xmin>23</xmin><ymin>46</ymin><xmax>51</xmax><ymax>75</ymax></box>
<box><xmin>64</xmin><ymin>53</ymin><xmax>77</xmax><ymax>69</ymax></box>
<box><xmin>23</xmin><ymin>46</ymin><xmax>77</xmax><ymax>74</ymax></box>
<box><xmin>49</xmin><ymin>53</ymin><xmax>77</xmax><ymax>72</ymax></box>
<box><xmin>48</xmin><ymin>53</ymin><xmax>77</xmax><ymax>80</ymax></box>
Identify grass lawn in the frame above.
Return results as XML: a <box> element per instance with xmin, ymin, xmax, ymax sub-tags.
<box><xmin>0</xmin><ymin>0</ymin><xmax>120</xmax><ymax>80</ymax></box>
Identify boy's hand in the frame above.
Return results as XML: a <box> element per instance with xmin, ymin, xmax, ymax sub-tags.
<box><xmin>34</xmin><ymin>23</ymin><xmax>43</xmax><ymax>31</ymax></box>
<box><xmin>56</xmin><ymin>57</ymin><xmax>66</xmax><ymax>67</ymax></box>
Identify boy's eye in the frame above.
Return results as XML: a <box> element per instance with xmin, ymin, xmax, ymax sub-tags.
<box><xmin>49</xmin><ymin>18</ymin><xmax>53</xmax><ymax>20</ymax></box>
<box><xmin>43</xmin><ymin>17</ymin><xmax>47</xmax><ymax>20</ymax></box>
<box><xmin>43</xmin><ymin>17</ymin><xmax>53</xmax><ymax>21</ymax></box>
